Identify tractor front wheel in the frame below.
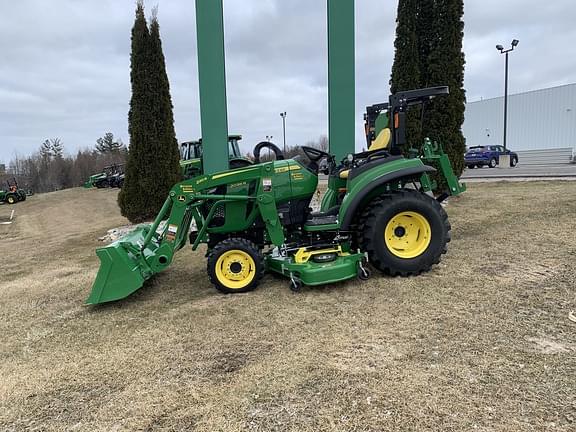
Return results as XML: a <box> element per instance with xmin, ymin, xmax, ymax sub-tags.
<box><xmin>6</xmin><ymin>194</ymin><xmax>17</xmax><ymax>204</ymax></box>
<box><xmin>361</xmin><ymin>190</ymin><xmax>450</xmax><ymax>276</ymax></box>
<box><xmin>207</xmin><ymin>238</ymin><xmax>264</xmax><ymax>294</ymax></box>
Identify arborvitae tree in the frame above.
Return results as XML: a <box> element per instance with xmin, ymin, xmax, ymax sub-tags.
<box><xmin>119</xmin><ymin>1</ymin><xmax>152</xmax><ymax>222</ymax></box>
<box><xmin>148</xmin><ymin>12</ymin><xmax>181</xmax><ymax>193</ymax></box>
<box><xmin>422</xmin><ymin>0</ymin><xmax>466</xmax><ymax>177</ymax></box>
<box><xmin>119</xmin><ymin>2</ymin><xmax>180</xmax><ymax>222</ymax></box>
<box><xmin>390</xmin><ymin>0</ymin><xmax>422</xmax><ymax>150</ymax></box>
<box><xmin>415</xmin><ymin>0</ymin><xmax>437</xmax><ymax>88</ymax></box>
<box><xmin>390</xmin><ymin>0</ymin><xmax>467</xmax><ymax>177</ymax></box>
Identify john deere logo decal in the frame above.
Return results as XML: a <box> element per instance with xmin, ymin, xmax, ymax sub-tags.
<box><xmin>177</xmin><ymin>195</ymin><xmax>186</xmax><ymax>202</ymax></box>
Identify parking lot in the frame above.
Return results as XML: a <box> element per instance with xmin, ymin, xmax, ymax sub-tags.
<box><xmin>462</xmin><ymin>164</ymin><xmax>576</xmax><ymax>179</ymax></box>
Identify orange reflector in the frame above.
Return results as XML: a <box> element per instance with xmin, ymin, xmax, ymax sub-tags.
<box><xmin>394</xmin><ymin>113</ymin><xmax>399</xmax><ymax>128</ymax></box>
<box><xmin>338</xmin><ymin>188</ymin><xmax>347</xmax><ymax>193</ymax></box>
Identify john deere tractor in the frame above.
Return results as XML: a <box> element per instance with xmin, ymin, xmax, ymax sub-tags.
<box><xmin>84</xmin><ymin>164</ymin><xmax>125</xmax><ymax>189</ymax></box>
<box><xmin>87</xmin><ymin>86</ymin><xmax>465</xmax><ymax>305</ymax></box>
<box><xmin>180</xmin><ymin>135</ymin><xmax>252</xmax><ymax>179</ymax></box>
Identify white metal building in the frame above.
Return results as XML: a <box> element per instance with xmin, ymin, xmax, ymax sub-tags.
<box><xmin>463</xmin><ymin>83</ymin><xmax>576</xmax><ymax>164</ymax></box>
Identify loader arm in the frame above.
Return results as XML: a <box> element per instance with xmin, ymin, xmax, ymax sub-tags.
<box><xmin>86</xmin><ymin>161</ymin><xmax>290</xmax><ymax>305</ymax></box>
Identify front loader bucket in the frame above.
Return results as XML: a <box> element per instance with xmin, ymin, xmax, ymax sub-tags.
<box><xmin>86</xmin><ymin>227</ymin><xmax>156</xmax><ymax>305</ymax></box>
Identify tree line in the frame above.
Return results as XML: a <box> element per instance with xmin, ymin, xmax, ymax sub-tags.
<box><xmin>1</xmin><ymin>133</ymin><xmax>126</xmax><ymax>193</ymax></box>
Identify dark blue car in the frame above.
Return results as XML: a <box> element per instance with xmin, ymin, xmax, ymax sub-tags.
<box><xmin>465</xmin><ymin>145</ymin><xmax>519</xmax><ymax>169</ymax></box>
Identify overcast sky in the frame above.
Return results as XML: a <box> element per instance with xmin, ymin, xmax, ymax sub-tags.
<box><xmin>1</xmin><ymin>0</ymin><xmax>575</xmax><ymax>163</ymax></box>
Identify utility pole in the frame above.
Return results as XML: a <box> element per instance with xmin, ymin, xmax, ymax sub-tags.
<box><xmin>280</xmin><ymin>112</ymin><xmax>287</xmax><ymax>153</ymax></box>
<box><xmin>496</xmin><ymin>40</ymin><xmax>519</xmax><ymax>152</ymax></box>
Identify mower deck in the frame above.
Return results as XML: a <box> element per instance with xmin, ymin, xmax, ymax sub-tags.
<box><xmin>266</xmin><ymin>248</ymin><xmax>365</xmax><ymax>288</ymax></box>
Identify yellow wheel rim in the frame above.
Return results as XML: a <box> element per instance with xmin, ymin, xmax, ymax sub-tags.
<box><xmin>215</xmin><ymin>250</ymin><xmax>256</xmax><ymax>289</ymax></box>
<box><xmin>385</xmin><ymin>211</ymin><xmax>432</xmax><ymax>259</ymax></box>
<box><xmin>7</xmin><ymin>197</ymin><xmax>14</xmax><ymax>204</ymax></box>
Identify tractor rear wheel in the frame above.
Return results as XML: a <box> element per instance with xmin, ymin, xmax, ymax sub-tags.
<box><xmin>361</xmin><ymin>190</ymin><xmax>450</xmax><ymax>276</ymax></box>
<box><xmin>207</xmin><ymin>238</ymin><xmax>264</xmax><ymax>294</ymax></box>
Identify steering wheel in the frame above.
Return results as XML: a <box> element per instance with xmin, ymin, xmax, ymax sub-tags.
<box><xmin>301</xmin><ymin>146</ymin><xmax>333</xmax><ymax>174</ymax></box>
<box><xmin>301</xmin><ymin>146</ymin><xmax>330</xmax><ymax>162</ymax></box>
<box><xmin>253</xmin><ymin>141</ymin><xmax>285</xmax><ymax>164</ymax></box>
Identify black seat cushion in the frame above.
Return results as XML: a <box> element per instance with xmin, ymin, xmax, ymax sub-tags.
<box><xmin>306</xmin><ymin>205</ymin><xmax>340</xmax><ymax>226</ymax></box>
<box><xmin>305</xmin><ymin>215</ymin><xmax>338</xmax><ymax>226</ymax></box>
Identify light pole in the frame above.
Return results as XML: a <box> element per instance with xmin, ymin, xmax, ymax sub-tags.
<box><xmin>280</xmin><ymin>112</ymin><xmax>287</xmax><ymax>153</ymax></box>
<box><xmin>496</xmin><ymin>39</ymin><xmax>519</xmax><ymax>152</ymax></box>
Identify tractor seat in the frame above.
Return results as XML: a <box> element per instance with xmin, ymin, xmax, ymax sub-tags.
<box><xmin>306</xmin><ymin>205</ymin><xmax>340</xmax><ymax>226</ymax></box>
<box><xmin>339</xmin><ymin>128</ymin><xmax>393</xmax><ymax>179</ymax></box>
<box><xmin>369</xmin><ymin>128</ymin><xmax>391</xmax><ymax>152</ymax></box>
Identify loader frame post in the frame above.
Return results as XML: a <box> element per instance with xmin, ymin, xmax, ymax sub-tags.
<box><xmin>328</xmin><ymin>0</ymin><xmax>356</xmax><ymax>161</ymax></box>
<box><xmin>194</xmin><ymin>0</ymin><xmax>356</xmax><ymax>169</ymax></box>
<box><xmin>195</xmin><ymin>0</ymin><xmax>230</xmax><ymax>173</ymax></box>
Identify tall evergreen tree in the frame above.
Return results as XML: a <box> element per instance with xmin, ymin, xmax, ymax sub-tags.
<box><xmin>119</xmin><ymin>2</ymin><xmax>180</xmax><ymax>222</ymax></box>
<box><xmin>422</xmin><ymin>0</ymin><xmax>467</xmax><ymax>176</ymax></box>
<box><xmin>390</xmin><ymin>0</ymin><xmax>467</xmax><ymax>177</ymax></box>
<box><xmin>390</xmin><ymin>0</ymin><xmax>422</xmax><ymax>149</ymax></box>
<box><xmin>148</xmin><ymin>12</ymin><xmax>181</xmax><ymax>192</ymax></box>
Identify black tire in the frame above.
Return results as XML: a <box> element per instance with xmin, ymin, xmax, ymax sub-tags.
<box><xmin>290</xmin><ymin>278</ymin><xmax>303</xmax><ymax>292</ymax></box>
<box><xmin>510</xmin><ymin>157</ymin><xmax>518</xmax><ymax>167</ymax></box>
<box><xmin>475</xmin><ymin>164</ymin><xmax>483</xmax><ymax>169</ymax></box>
<box><xmin>6</xmin><ymin>194</ymin><xmax>17</xmax><ymax>205</ymax></box>
<box><xmin>207</xmin><ymin>238</ymin><xmax>264</xmax><ymax>294</ymax></box>
<box><xmin>488</xmin><ymin>158</ymin><xmax>497</xmax><ymax>168</ymax></box>
<box><xmin>95</xmin><ymin>179</ymin><xmax>109</xmax><ymax>189</ymax></box>
<box><xmin>467</xmin><ymin>165</ymin><xmax>475</xmax><ymax>169</ymax></box>
<box><xmin>361</xmin><ymin>190</ymin><xmax>451</xmax><ymax>276</ymax></box>
<box><xmin>357</xmin><ymin>259</ymin><xmax>371</xmax><ymax>280</ymax></box>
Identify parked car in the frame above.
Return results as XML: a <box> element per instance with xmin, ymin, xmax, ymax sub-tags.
<box><xmin>465</xmin><ymin>145</ymin><xmax>518</xmax><ymax>169</ymax></box>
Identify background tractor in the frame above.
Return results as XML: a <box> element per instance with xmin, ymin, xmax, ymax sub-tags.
<box><xmin>84</xmin><ymin>164</ymin><xmax>125</xmax><ymax>189</ymax></box>
<box><xmin>0</xmin><ymin>178</ymin><xmax>27</xmax><ymax>204</ymax></box>
<box><xmin>180</xmin><ymin>135</ymin><xmax>252</xmax><ymax>179</ymax></box>
<box><xmin>87</xmin><ymin>86</ymin><xmax>465</xmax><ymax>305</ymax></box>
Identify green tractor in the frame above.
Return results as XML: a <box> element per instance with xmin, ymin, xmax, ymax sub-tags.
<box><xmin>87</xmin><ymin>86</ymin><xmax>465</xmax><ymax>305</ymax></box>
<box><xmin>180</xmin><ymin>134</ymin><xmax>252</xmax><ymax>179</ymax></box>
<box><xmin>0</xmin><ymin>178</ymin><xmax>27</xmax><ymax>205</ymax></box>
<box><xmin>84</xmin><ymin>164</ymin><xmax>125</xmax><ymax>189</ymax></box>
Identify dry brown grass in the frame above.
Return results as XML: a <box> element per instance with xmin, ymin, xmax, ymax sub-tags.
<box><xmin>1</xmin><ymin>182</ymin><xmax>575</xmax><ymax>431</ymax></box>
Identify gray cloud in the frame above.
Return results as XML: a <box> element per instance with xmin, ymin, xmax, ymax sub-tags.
<box><xmin>1</xmin><ymin>0</ymin><xmax>574</xmax><ymax>163</ymax></box>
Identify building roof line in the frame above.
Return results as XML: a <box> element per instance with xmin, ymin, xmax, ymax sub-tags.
<box><xmin>468</xmin><ymin>82</ymin><xmax>576</xmax><ymax>105</ymax></box>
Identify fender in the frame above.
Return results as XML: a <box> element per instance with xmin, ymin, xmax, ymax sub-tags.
<box><xmin>339</xmin><ymin>165</ymin><xmax>436</xmax><ymax>230</ymax></box>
